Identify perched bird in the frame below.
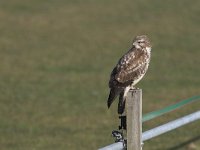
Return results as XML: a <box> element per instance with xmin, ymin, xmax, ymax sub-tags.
<box><xmin>107</xmin><ymin>35</ymin><xmax>152</xmax><ymax>114</ymax></box>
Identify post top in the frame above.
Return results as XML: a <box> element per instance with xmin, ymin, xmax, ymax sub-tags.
<box><xmin>129</xmin><ymin>88</ymin><xmax>142</xmax><ymax>92</ymax></box>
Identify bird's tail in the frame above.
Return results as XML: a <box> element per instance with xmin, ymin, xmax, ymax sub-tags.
<box><xmin>118</xmin><ymin>91</ymin><xmax>125</xmax><ymax>114</ymax></box>
<box><xmin>107</xmin><ymin>88</ymin><xmax>121</xmax><ymax>109</ymax></box>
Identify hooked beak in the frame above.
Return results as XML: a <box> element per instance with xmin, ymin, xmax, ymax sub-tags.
<box><xmin>133</xmin><ymin>42</ymin><xmax>140</xmax><ymax>49</ymax></box>
<box><xmin>132</xmin><ymin>42</ymin><xmax>137</xmax><ymax>46</ymax></box>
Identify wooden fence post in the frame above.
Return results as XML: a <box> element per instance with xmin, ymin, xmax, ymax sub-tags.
<box><xmin>126</xmin><ymin>89</ymin><xmax>142</xmax><ymax>150</ymax></box>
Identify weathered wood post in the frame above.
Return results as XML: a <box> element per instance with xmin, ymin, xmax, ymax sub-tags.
<box><xmin>126</xmin><ymin>89</ymin><xmax>142</xmax><ymax>150</ymax></box>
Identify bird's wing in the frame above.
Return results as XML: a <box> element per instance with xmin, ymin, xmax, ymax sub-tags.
<box><xmin>114</xmin><ymin>48</ymin><xmax>148</xmax><ymax>83</ymax></box>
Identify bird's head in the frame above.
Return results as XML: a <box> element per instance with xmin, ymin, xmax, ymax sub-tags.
<box><xmin>132</xmin><ymin>35</ymin><xmax>151</xmax><ymax>50</ymax></box>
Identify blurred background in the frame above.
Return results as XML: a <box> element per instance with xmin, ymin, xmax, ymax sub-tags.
<box><xmin>0</xmin><ymin>0</ymin><xmax>200</xmax><ymax>149</ymax></box>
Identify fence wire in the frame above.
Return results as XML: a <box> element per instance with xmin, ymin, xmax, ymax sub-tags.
<box><xmin>142</xmin><ymin>95</ymin><xmax>200</xmax><ymax>122</ymax></box>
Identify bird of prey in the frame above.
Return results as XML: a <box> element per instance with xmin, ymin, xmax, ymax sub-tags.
<box><xmin>107</xmin><ymin>35</ymin><xmax>152</xmax><ymax>114</ymax></box>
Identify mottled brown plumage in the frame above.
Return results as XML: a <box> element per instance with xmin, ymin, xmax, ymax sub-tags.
<box><xmin>107</xmin><ymin>35</ymin><xmax>152</xmax><ymax>114</ymax></box>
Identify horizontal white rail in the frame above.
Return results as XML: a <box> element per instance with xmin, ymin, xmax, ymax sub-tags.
<box><xmin>142</xmin><ymin>110</ymin><xmax>200</xmax><ymax>141</ymax></box>
<box><xmin>99</xmin><ymin>110</ymin><xmax>200</xmax><ymax>150</ymax></box>
<box><xmin>98</xmin><ymin>142</ymin><xmax>123</xmax><ymax>150</ymax></box>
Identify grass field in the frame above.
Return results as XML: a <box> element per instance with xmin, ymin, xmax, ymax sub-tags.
<box><xmin>0</xmin><ymin>0</ymin><xmax>200</xmax><ymax>149</ymax></box>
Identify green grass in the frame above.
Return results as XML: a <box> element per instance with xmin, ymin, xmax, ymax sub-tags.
<box><xmin>0</xmin><ymin>0</ymin><xmax>200</xmax><ymax>149</ymax></box>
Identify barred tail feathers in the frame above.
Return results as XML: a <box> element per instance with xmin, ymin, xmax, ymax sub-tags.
<box><xmin>107</xmin><ymin>88</ymin><xmax>122</xmax><ymax>108</ymax></box>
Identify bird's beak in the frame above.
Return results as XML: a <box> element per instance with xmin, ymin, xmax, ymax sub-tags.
<box><xmin>133</xmin><ymin>42</ymin><xmax>140</xmax><ymax>49</ymax></box>
<box><xmin>132</xmin><ymin>42</ymin><xmax>137</xmax><ymax>46</ymax></box>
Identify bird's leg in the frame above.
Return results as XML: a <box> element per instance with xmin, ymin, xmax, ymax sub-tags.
<box><xmin>123</xmin><ymin>86</ymin><xmax>131</xmax><ymax>100</ymax></box>
<box><xmin>130</xmin><ymin>86</ymin><xmax>136</xmax><ymax>90</ymax></box>
<box><xmin>130</xmin><ymin>84</ymin><xmax>139</xmax><ymax>90</ymax></box>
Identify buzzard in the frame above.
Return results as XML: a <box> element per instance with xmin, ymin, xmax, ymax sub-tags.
<box><xmin>107</xmin><ymin>35</ymin><xmax>151</xmax><ymax>114</ymax></box>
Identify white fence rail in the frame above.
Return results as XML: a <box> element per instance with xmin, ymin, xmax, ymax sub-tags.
<box><xmin>99</xmin><ymin>90</ymin><xmax>200</xmax><ymax>150</ymax></box>
<box><xmin>99</xmin><ymin>110</ymin><xmax>200</xmax><ymax>150</ymax></box>
<box><xmin>142</xmin><ymin>110</ymin><xmax>200</xmax><ymax>141</ymax></box>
